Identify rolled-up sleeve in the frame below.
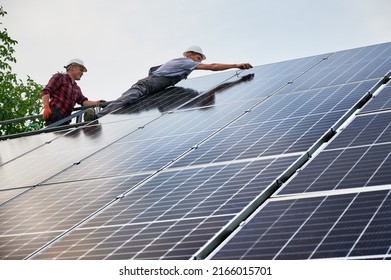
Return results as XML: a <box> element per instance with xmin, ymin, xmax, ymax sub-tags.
<box><xmin>41</xmin><ymin>73</ymin><xmax>62</xmax><ymax>97</ymax></box>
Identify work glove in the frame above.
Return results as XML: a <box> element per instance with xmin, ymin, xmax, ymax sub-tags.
<box><xmin>43</xmin><ymin>106</ymin><xmax>52</xmax><ymax>120</ymax></box>
<box><xmin>97</xmin><ymin>100</ymin><xmax>107</xmax><ymax>107</ymax></box>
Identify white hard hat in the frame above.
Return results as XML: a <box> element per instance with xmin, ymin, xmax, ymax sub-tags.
<box><xmin>183</xmin><ymin>45</ymin><xmax>206</xmax><ymax>60</ymax></box>
<box><xmin>64</xmin><ymin>58</ymin><xmax>87</xmax><ymax>72</ymax></box>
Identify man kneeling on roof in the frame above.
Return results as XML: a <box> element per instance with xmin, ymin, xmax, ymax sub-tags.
<box><xmin>41</xmin><ymin>58</ymin><xmax>105</xmax><ymax>125</ymax></box>
<box><xmin>84</xmin><ymin>46</ymin><xmax>252</xmax><ymax>121</ymax></box>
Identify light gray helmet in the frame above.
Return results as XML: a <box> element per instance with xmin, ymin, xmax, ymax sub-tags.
<box><xmin>64</xmin><ymin>58</ymin><xmax>87</xmax><ymax>72</ymax></box>
<box><xmin>183</xmin><ymin>45</ymin><xmax>206</xmax><ymax>60</ymax></box>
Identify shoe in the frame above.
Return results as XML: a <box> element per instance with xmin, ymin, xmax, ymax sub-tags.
<box><xmin>84</xmin><ymin>108</ymin><xmax>98</xmax><ymax>122</ymax></box>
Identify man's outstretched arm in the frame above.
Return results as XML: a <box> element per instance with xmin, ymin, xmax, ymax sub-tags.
<box><xmin>195</xmin><ymin>63</ymin><xmax>252</xmax><ymax>71</ymax></box>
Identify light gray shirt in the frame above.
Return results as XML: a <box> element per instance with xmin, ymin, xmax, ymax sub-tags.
<box><xmin>153</xmin><ymin>57</ymin><xmax>200</xmax><ymax>79</ymax></box>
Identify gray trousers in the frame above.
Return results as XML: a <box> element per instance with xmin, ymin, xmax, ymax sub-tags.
<box><xmin>97</xmin><ymin>75</ymin><xmax>181</xmax><ymax>118</ymax></box>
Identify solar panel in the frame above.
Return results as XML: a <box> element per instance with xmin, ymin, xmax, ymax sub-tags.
<box><xmin>0</xmin><ymin>174</ymin><xmax>150</xmax><ymax>259</ymax></box>
<box><xmin>278</xmin><ymin>43</ymin><xmax>391</xmax><ymax>94</ymax></box>
<box><xmin>0</xmin><ymin>114</ymin><xmax>160</xmax><ymax>190</ymax></box>
<box><xmin>210</xmin><ymin>189</ymin><xmax>391</xmax><ymax>260</ymax></box>
<box><xmin>0</xmin><ymin>131</ymin><xmax>62</xmax><ymax>166</ymax></box>
<box><xmin>43</xmin><ymin>98</ymin><xmax>261</xmax><ymax>184</ymax></box>
<box><xmin>0</xmin><ymin>188</ymin><xmax>29</xmax><ymax>206</ymax></box>
<box><xmin>171</xmin><ymin>80</ymin><xmax>377</xmax><ymax>168</ymax></box>
<box><xmin>325</xmin><ymin>110</ymin><xmax>391</xmax><ymax>149</ymax></box>
<box><xmin>276</xmin><ymin>111</ymin><xmax>391</xmax><ymax>195</ymax></box>
<box><xmin>96</xmin><ymin>70</ymin><xmax>244</xmax><ymax>123</ymax></box>
<box><xmin>209</xmin><ymin>65</ymin><xmax>391</xmax><ymax>259</ymax></box>
<box><xmin>32</xmin><ymin>156</ymin><xmax>298</xmax><ymax>259</ymax></box>
<box><xmin>0</xmin><ymin>42</ymin><xmax>390</xmax><ymax>261</ymax></box>
<box><xmin>361</xmin><ymin>83</ymin><xmax>391</xmax><ymax>113</ymax></box>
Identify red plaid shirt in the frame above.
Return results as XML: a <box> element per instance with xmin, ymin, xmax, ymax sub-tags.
<box><xmin>41</xmin><ymin>73</ymin><xmax>88</xmax><ymax>117</ymax></box>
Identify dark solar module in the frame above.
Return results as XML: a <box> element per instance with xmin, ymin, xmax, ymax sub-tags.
<box><xmin>0</xmin><ymin>132</ymin><xmax>56</xmax><ymax>166</ymax></box>
<box><xmin>361</xmin><ymin>84</ymin><xmax>391</xmax><ymax>113</ymax></box>
<box><xmin>277</xmin><ymin>143</ymin><xmax>391</xmax><ymax>195</ymax></box>
<box><xmin>0</xmin><ymin>188</ymin><xmax>29</xmax><ymax>206</ymax></box>
<box><xmin>32</xmin><ymin>156</ymin><xmax>297</xmax><ymax>259</ymax></box>
<box><xmin>325</xmin><ymin>111</ymin><xmax>391</xmax><ymax>150</ymax></box>
<box><xmin>212</xmin><ymin>190</ymin><xmax>391</xmax><ymax>260</ymax></box>
<box><xmin>0</xmin><ymin>115</ymin><xmax>160</xmax><ymax>190</ymax></box>
<box><xmin>172</xmin><ymin>80</ymin><xmax>376</xmax><ymax>168</ymax></box>
<box><xmin>0</xmin><ymin>174</ymin><xmax>149</xmax><ymax>260</ymax></box>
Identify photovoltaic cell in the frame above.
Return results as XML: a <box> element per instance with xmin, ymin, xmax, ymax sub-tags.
<box><xmin>35</xmin><ymin>215</ymin><xmax>233</xmax><ymax>260</ymax></box>
<box><xmin>172</xmin><ymin>80</ymin><xmax>377</xmax><ymax>168</ymax></box>
<box><xmin>325</xmin><ymin>111</ymin><xmax>391</xmax><ymax>150</ymax></box>
<box><xmin>32</xmin><ymin>155</ymin><xmax>298</xmax><ymax>259</ymax></box>
<box><xmin>0</xmin><ymin>114</ymin><xmax>159</xmax><ymax>190</ymax></box>
<box><xmin>97</xmin><ymin>69</ymin><xmax>251</xmax><ymax>124</ymax></box>
<box><xmin>277</xmin><ymin>110</ymin><xmax>391</xmax><ymax>195</ymax></box>
<box><xmin>361</xmin><ymin>84</ymin><xmax>391</xmax><ymax>113</ymax></box>
<box><xmin>0</xmin><ymin>231</ymin><xmax>61</xmax><ymax>260</ymax></box>
<box><xmin>208</xmin><ymin>44</ymin><xmax>391</xmax><ymax>260</ymax></box>
<box><xmin>177</xmin><ymin>52</ymin><xmax>330</xmax><ymax>102</ymax></box>
<box><xmin>211</xmin><ymin>189</ymin><xmax>391</xmax><ymax>260</ymax></box>
<box><xmin>279</xmin><ymin>43</ymin><xmax>391</xmax><ymax>94</ymax></box>
<box><xmin>0</xmin><ymin>188</ymin><xmax>28</xmax><ymax>206</ymax></box>
<box><xmin>277</xmin><ymin>143</ymin><xmax>391</xmax><ymax>195</ymax></box>
<box><xmin>0</xmin><ymin>132</ymin><xmax>57</xmax><ymax>166</ymax></box>
<box><xmin>0</xmin><ymin>174</ymin><xmax>149</xmax><ymax>259</ymax></box>
<box><xmin>43</xmin><ymin>98</ymin><xmax>260</xmax><ymax>184</ymax></box>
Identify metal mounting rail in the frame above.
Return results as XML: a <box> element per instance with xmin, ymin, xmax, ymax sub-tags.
<box><xmin>0</xmin><ymin>102</ymin><xmax>110</xmax><ymax>141</ymax></box>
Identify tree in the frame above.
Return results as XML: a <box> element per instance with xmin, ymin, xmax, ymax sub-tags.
<box><xmin>0</xmin><ymin>6</ymin><xmax>44</xmax><ymax>136</ymax></box>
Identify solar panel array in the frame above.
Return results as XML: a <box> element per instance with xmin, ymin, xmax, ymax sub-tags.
<box><xmin>0</xmin><ymin>42</ymin><xmax>390</xmax><ymax>260</ymax></box>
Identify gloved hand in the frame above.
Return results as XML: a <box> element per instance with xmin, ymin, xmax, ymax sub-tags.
<box><xmin>97</xmin><ymin>100</ymin><xmax>107</xmax><ymax>107</ymax></box>
<box><xmin>43</xmin><ymin>106</ymin><xmax>52</xmax><ymax>120</ymax></box>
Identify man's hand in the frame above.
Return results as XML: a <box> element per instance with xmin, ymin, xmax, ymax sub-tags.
<box><xmin>96</xmin><ymin>100</ymin><xmax>106</xmax><ymax>107</ymax></box>
<box><xmin>196</xmin><ymin>63</ymin><xmax>253</xmax><ymax>71</ymax></box>
<box><xmin>42</xmin><ymin>106</ymin><xmax>52</xmax><ymax>120</ymax></box>
<box><xmin>237</xmin><ymin>63</ymin><xmax>253</xmax><ymax>70</ymax></box>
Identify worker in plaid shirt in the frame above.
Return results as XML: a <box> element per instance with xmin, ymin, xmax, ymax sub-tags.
<box><xmin>41</xmin><ymin>58</ymin><xmax>105</xmax><ymax>125</ymax></box>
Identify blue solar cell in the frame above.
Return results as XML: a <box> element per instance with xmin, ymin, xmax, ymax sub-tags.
<box><xmin>361</xmin><ymin>85</ymin><xmax>391</xmax><ymax>113</ymax></box>
<box><xmin>310</xmin><ymin>191</ymin><xmax>391</xmax><ymax>259</ymax></box>
<box><xmin>326</xmin><ymin>112</ymin><xmax>391</xmax><ymax>150</ymax></box>
<box><xmin>212</xmin><ymin>190</ymin><xmax>391</xmax><ymax>260</ymax></box>
<box><xmin>277</xmin><ymin>143</ymin><xmax>391</xmax><ymax>195</ymax></box>
<box><xmin>277</xmin><ymin>105</ymin><xmax>391</xmax><ymax>196</ymax></box>
<box><xmin>348</xmin><ymin>196</ymin><xmax>391</xmax><ymax>257</ymax></box>
<box><xmin>31</xmin><ymin>156</ymin><xmax>298</xmax><ymax>259</ymax></box>
<box><xmin>43</xmin><ymin>100</ymin><xmax>258</xmax><ymax>184</ymax></box>
<box><xmin>279</xmin><ymin>43</ymin><xmax>391</xmax><ymax>94</ymax></box>
<box><xmin>0</xmin><ymin>174</ymin><xmax>149</xmax><ymax>260</ymax></box>
<box><xmin>33</xmin><ymin>215</ymin><xmax>234</xmax><ymax>260</ymax></box>
<box><xmin>0</xmin><ymin>132</ymin><xmax>57</xmax><ymax>166</ymax></box>
<box><xmin>0</xmin><ymin>115</ymin><xmax>160</xmax><ymax>190</ymax></box>
<box><xmin>171</xmin><ymin>78</ymin><xmax>377</xmax><ymax>167</ymax></box>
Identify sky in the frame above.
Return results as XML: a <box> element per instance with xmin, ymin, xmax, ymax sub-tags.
<box><xmin>1</xmin><ymin>0</ymin><xmax>391</xmax><ymax>102</ymax></box>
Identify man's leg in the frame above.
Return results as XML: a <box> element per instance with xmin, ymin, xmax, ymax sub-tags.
<box><xmin>45</xmin><ymin>107</ymin><xmax>70</xmax><ymax>126</ymax></box>
<box><xmin>96</xmin><ymin>87</ymin><xmax>141</xmax><ymax>118</ymax></box>
<box><xmin>96</xmin><ymin>76</ymin><xmax>175</xmax><ymax>118</ymax></box>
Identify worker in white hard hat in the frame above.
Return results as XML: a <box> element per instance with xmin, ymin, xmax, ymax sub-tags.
<box><xmin>84</xmin><ymin>46</ymin><xmax>252</xmax><ymax>121</ymax></box>
<box><xmin>41</xmin><ymin>58</ymin><xmax>105</xmax><ymax>125</ymax></box>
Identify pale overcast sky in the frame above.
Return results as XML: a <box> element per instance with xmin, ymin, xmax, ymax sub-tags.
<box><xmin>2</xmin><ymin>0</ymin><xmax>391</xmax><ymax>102</ymax></box>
